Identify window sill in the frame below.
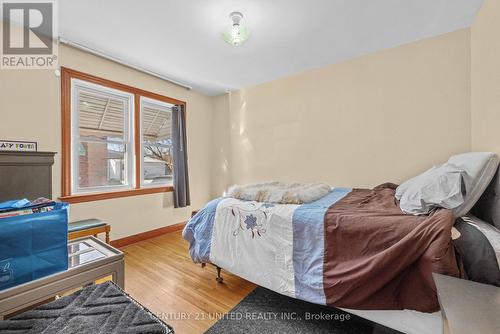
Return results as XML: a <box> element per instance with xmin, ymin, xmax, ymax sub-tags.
<box><xmin>59</xmin><ymin>186</ymin><xmax>173</xmax><ymax>204</ymax></box>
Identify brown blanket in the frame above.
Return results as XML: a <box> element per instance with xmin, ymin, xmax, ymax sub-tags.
<box><xmin>323</xmin><ymin>183</ymin><xmax>463</xmax><ymax>312</ymax></box>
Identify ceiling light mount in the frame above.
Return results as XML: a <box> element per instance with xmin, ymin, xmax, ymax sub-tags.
<box><xmin>223</xmin><ymin>11</ymin><xmax>250</xmax><ymax>47</ymax></box>
<box><xmin>229</xmin><ymin>11</ymin><xmax>243</xmax><ymax>25</ymax></box>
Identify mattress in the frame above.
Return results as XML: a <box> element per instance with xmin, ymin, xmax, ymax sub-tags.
<box><xmin>183</xmin><ymin>183</ymin><xmax>461</xmax><ymax>313</ymax></box>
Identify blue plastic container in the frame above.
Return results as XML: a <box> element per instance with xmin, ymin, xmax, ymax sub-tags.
<box><xmin>0</xmin><ymin>202</ymin><xmax>69</xmax><ymax>290</ymax></box>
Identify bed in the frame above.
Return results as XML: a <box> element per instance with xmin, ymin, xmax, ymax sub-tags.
<box><xmin>183</xmin><ymin>152</ymin><xmax>500</xmax><ymax>334</ymax></box>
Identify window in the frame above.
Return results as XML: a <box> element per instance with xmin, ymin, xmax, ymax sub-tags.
<box><xmin>72</xmin><ymin>80</ymin><xmax>134</xmax><ymax>193</ymax></box>
<box><xmin>140</xmin><ymin>97</ymin><xmax>174</xmax><ymax>187</ymax></box>
<box><xmin>61</xmin><ymin>68</ymin><xmax>186</xmax><ymax>203</ymax></box>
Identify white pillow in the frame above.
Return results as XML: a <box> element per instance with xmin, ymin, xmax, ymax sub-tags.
<box><xmin>447</xmin><ymin>152</ymin><xmax>499</xmax><ymax>217</ymax></box>
<box><xmin>396</xmin><ymin>163</ymin><xmax>469</xmax><ymax>215</ymax></box>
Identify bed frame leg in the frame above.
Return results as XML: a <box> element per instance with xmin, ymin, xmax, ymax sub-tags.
<box><xmin>215</xmin><ymin>266</ymin><xmax>223</xmax><ymax>283</ymax></box>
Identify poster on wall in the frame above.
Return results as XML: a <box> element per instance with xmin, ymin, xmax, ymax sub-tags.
<box><xmin>0</xmin><ymin>140</ymin><xmax>38</xmax><ymax>152</ymax></box>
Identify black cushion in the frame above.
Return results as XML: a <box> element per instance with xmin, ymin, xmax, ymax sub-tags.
<box><xmin>454</xmin><ymin>216</ymin><xmax>500</xmax><ymax>287</ymax></box>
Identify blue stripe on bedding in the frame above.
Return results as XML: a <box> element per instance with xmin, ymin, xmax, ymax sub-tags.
<box><xmin>182</xmin><ymin>198</ymin><xmax>223</xmax><ymax>263</ymax></box>
<box><xmin>292</xmin><ymin>187</ymin><xmax>351</xmax><ymax>304</ymax></box>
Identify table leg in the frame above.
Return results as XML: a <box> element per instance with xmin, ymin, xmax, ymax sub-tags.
<box><xmin>112</xmin><ymin>261</ymin><xmax>125</xmax><ymax>289</ymax></box>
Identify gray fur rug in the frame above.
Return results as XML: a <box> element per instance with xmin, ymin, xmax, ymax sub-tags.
<box><xmin>204</xmin><ymin>287</ymin><xmax>401</xmax><ymax>334</ymax></box>
<box><xmin>0</xmin><ymin>281</ymin><xmax>173</xmax><ymax>334</ymax></box>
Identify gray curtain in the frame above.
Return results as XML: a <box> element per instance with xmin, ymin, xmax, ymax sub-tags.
<box><xmin>172</xmin><ymin>105</ymin><xmax>190</xmax><ymax>208</ymax></box>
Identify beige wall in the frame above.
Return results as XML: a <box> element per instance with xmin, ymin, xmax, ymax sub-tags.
<box><xmin>212</xmin><ymin>29</ymin><xmax>472</xmax><ymax>193</ymax></box>
<box><xmin>0</xmin><ymin>44</ymin><xmax>214</xmax><ymax>239</ymax></box>
<box><xmin>210</xmin><ymin>94</ymin><xmax>232</xmax><ymax>197</ymax></box>
<box><xmin>471</xmin><ymin>0</ymin><xmax>500</xmax><ymax>154</ymax></box>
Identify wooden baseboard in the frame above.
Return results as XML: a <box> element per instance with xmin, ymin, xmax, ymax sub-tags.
<box><xmin>110</xmin><ymin>221</ymin><xmax>186</xmax><ymax>248</ymax></box>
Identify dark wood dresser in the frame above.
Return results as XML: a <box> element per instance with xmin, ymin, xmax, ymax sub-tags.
<box><xmin>0</xmin><ymin>151</ymin><xmax>56</xmax><ymax>201</ymax></box>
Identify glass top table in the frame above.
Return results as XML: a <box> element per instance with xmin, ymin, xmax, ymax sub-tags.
<box><xmin>68</xmin><ymin>237</ymin><xmax>119</xmax><ymax>268</ymax></box>
<box><xmin>0</xmin><ymin>236</ymin><xmax>124</xmax><ymax>319</ymax></box>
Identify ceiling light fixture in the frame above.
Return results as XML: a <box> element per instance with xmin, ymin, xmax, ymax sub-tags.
<box><xmin>223</xmin><ymin>11</ymin><xmax>250</xmax><ymax>47</ymax></box>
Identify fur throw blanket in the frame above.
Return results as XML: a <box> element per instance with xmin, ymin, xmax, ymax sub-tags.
<box><xmin>226</xmin><ymin>182</ymin><xmax>332</xmax><ymax>204</ymax></box>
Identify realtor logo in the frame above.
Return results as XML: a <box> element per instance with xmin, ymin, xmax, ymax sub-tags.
<box><xmin>1</xmin><ymin>0</ymin><xmax>58</xmax><ymax>69</ymax></box>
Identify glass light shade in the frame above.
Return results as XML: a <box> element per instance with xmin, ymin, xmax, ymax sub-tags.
<box><xmin>223</xmin><ymin>24</ymin><xmax>250</xmax><ymax>46</ymax></box>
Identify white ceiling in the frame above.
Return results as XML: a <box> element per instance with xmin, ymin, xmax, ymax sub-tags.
<box><xmin>59</xmin><ymin>0</ymin><xmax>483</xmax><ymax>96</ymax></box>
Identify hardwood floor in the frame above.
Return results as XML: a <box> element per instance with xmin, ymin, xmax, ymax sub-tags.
<box><xmin>121</xmin><ymin>230</ymin><xmax>256</xmax><ymax>334</ymax></box>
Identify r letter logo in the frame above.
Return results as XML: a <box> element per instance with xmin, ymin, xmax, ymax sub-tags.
<box><xmin>1</xmin><ymin>0</ymin><xmax>58</xmax><ymax>69</ymax></box>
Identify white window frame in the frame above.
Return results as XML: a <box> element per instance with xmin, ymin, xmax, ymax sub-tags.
<box><xmin>139</xmin><ymin>96</ymin><xmax>174</xmax><ymax>188</ymax></box>
<box><xmin>70</xmin><ymin>78</ymin><xmax>135</xmax><ymax>195</ymax></box>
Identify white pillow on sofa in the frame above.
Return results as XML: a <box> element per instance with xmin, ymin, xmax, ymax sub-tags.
<box><xmin>396</xmin><ymin>163</ymin><xmax>469</xmax><ymax>215</ymax></box>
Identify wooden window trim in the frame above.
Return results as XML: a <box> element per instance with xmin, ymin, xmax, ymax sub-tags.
<box><xmin>59</xmin><ymin>187</ymin><xmax>173</xmax><ymax>204</ymax></box>
<box><xmin>60</xmin><ymin>67</ymin><xmax>185</xmax><ymax>204</ymax></box>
